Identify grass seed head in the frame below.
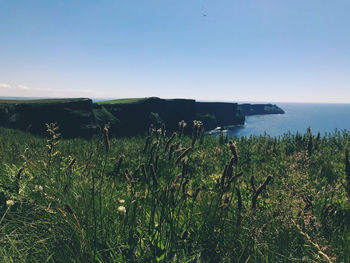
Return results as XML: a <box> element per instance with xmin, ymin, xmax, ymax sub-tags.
<box><xmin>165</xmin><ymin>132</ymin><xmax>176</xmax><ymax>151</ymax></box>
<box><xmin>178</xmin><ymin>120</ymin><xmax>187</xmax><ymax>137</ymax></box>
<box><xmin>175</xmin><ymin>147</ymin><xmax>192</xmax><ymax>165</ymax></box>
<box><xmin>161</xmin><ymin>123</ymin><xmax>166</xmax><ymax>136</ymax></box>
<box><xmin>191</xmin><ymin>120</ymin><xmax>202</xmax><ymax>147</ymax></box>
<box><xmin>229</xmin><ymin>141</ymin><xmax>239</xmax><ymax>165</ymax></box>
<box><xmin>103</xmin><ymin>124</ymin><xmax>110</xmax><ymax>153</ymax></box>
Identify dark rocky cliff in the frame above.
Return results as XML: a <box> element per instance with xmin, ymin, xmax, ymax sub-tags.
<box><xmin>196</xmin><ymin>102</ymin><xmax>245</xmax><ymax>130</ymax></box>
<box><xmin>0</xmin><ymin>98</ymin><xmax>117</xmax><ymax>138</ymax></box>
<box><xmin>239</xmin><ymin>103</ymin><xmax>285</xmax><ymax>116</ymax></box>
<box><xmin>103</xmin><ymin>97</ymin><xmax>196</xmax><ymax>136</ymax></box>
<box><xmin>103</xmin><ymin>98</ymin><xmax>246</xmax><ymax>136</ymax></box>
<box><xmin>0</xmin><ymin>98</ymin><xmax>284</xmax><ymax>138</ymax></box>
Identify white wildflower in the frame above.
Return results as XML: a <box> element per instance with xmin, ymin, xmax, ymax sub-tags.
<box><xmin>6</xmin><ymin>200</ymin><xmax>15</xmax><ymax>207</ymax></box>
<box><xmin>117</xmin><ymin>206</ymin><xmax>126</xmax><ymax>214</ymax></box>
<box><xmin>117</xmin><ymin>199</ymin><xmax>125</xmax><ymax>204</ymax></box>
<box><xmin>34</xmin><ymin>185</ymin><xmax>43</xmax><ymax>191</ymax></box>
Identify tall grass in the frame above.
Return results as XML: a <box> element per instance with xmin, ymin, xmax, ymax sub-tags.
<box><xmin>0</xmin><ymin>124</ymin><xmax>350</xmax><ymax>262</ymax></box>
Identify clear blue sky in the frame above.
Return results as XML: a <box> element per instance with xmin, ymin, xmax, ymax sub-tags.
<box><xmin>1</xmin><ymin>0</ymin><xmax>350</xmax><ymax>103</ymax></box>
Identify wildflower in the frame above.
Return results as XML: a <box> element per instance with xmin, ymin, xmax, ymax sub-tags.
<box><xmin>117</xmin><ymin>199</ymin><xmax>125</xmax><ymax>204</ymax></box>
<box><xmin>178</xmin><ymin>120</ymin><xmax>187</xmax><ymax>130</ymax></box>
<box><xmin>6</xmin><ymin>200</ymin><xmax>15</xmax><ymax>207</ymax></box>
<box><xmin>209</xmin><ymin>173</ymin><xmax>221</xmax><ymax>183</ymax></box>
<box><xmin>117</xmin><ymin>206</ymin><xmax>126</xmax><ymax>214</ymax></box>
<box><xmin>34</xmin><ymin>185</ymin><xmax>43</xmax><ymax>191</ymax></box>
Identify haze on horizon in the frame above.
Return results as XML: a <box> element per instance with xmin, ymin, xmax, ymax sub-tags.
<box><xmin>1</xmin><ymin>0</ymin><xmax>350</xmax><ymax>103</ymax></box>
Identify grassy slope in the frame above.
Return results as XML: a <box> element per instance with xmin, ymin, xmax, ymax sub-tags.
<box><xmin>0</xmin><ymin>126</ymin><xmax>349</xmax><ymax>262</ymax></box>
<box><xmin>97</xmin><ymin>98</ymin><xmax>146</xmax><ymax>104</ymax></box>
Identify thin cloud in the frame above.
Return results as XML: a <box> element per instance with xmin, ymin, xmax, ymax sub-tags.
<box><xmin>0</xmin><ymin>83</ymin><xmax>12</xmax><ymax>89</ymax></box>
<box><xmin>31</xmin><ymin>87</ymin><xmax>96</xmax><ymax>94</ymax></box>
<box><xmin>17</xmin><ymin>85</ymin><xmax>30</xmax><ymax>90</ymax></box>
<box><xmin>0</xmin><ymin>83</ymin><xmax>102</xmax><ymax>97</ymax></box>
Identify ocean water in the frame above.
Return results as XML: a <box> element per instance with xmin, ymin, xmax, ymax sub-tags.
<box><xmin>228</xmin><ymin>103</ymin><xmax>350</xmax><ymax>137</ymax></box>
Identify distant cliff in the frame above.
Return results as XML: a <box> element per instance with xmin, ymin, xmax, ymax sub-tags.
<box><xmin>102</xmin><ymin>98</ymin><xmax>246</xmax><ymax>135</ymax></box>
<box><xmin>0</xmin><ymin>98</ymin><xmax>118</xmax><ymax>138</ymax></box>
<box><xmin>239</xmin><ymin>103</ymin><xmax>285</xmax><ymax>116</ymax></box>
<box><xmin>196</xmin><ymin>102</ymin><xmax>245</xmax><ymax>130</ymax></box>
<box><xmin>0</xmin><ymin>97</ymin><xmax>284</xmax><ymax>138</ymax></box>
<box><xmin>103</xmin><ymin>97</ymin><xmax>196</xmax><ymax>136</ymax></box>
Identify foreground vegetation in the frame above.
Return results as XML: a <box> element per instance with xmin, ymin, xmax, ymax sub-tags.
<box><xmin>0</xmin><ymin>123</ymin><xmax>350</xmax><ymax>262</ymax></box>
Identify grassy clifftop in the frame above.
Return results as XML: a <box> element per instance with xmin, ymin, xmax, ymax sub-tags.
<box><xmin>98</xmin><ymin>98</ymin><xmax>146</xmax><ymax>104</ymax></box>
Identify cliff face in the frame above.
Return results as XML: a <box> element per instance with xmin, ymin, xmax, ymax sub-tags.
<box><xmin>0</xmin><ymin>99</ymin><xmax>117</xmax><ymax>138</ymax></box>
<box><xmin>103</xmin><ymin>97</ymin><xmax>196</xmax><ymax>136</ymax></box>
<box><xmin>0</xmin><ymin>98</ymin><xmax>284</xmax><ymax>138</ymax></box>
<box><xmin>0</xmin><ymin>97</ymin><xmax>196</xmax><ymax>138</ymax></box>
<box><xmin>103</xmin><ymin>98</ymin><xmax>247</xmax><ymax>136</ymax></box>
<box><xmin>196</xmin><ymin>102</ymin><xmax>245</xmax><ymax>130</ymax></box>
<box><xmin>239</xmin><ymin>104</ymin><xmax>285</xmax><ymax>116</ymax></box>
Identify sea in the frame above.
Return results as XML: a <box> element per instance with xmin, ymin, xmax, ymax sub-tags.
<box><xmin>227</xmin><ymin>103</ymin><xmax>350</xmax><ymax>138</ymax></box>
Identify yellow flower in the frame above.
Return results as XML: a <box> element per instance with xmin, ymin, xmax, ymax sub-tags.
<box><xmin>117</xmin><ymin>199</ymin><xmax>125</xmax><ymax>204</ymax></box>
<box><xmin>6</xmin><ymin>200</ymin><xmax>15</xmax><ymax>207</ymax></box>
<box><xmin>209</xmin><ymin>173</ymin><xmax>221</xmax><ymax>182</ymax></box>
<box><xmin>117</xmin><ymin>206</ymin><xmax>126</xmax><ymax>214</ymax></box>
<box><xmin>34</xmin><ymin>185</ymin><xmax>43</xmax><ymax>191</ymax></box>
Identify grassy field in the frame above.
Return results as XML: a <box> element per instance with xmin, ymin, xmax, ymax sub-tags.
<box><xmin>0</xmin><ymin>124</ymin><xmax>350</xmax><ymax>262</ymax></box>
<box><xmin>98</xmin><ymin>98</ymin><xmax>146</xmax><ymax>104</ymax></box>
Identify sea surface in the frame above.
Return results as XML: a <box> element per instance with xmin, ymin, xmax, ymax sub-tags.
<box><xmin>228</xmin><ymin>103</ymin><xmax>350</xmax><ymax>137</ymax></box>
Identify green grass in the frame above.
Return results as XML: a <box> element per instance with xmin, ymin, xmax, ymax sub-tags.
<box><xmin>97</xmin><ymin>98</ymin><xmax>146</xmax><ymax>104</ymax></box>
<box><xmin>0</xmin><ymin>125</ymin><xmax>350</xmax><ymax>262</ymax></box>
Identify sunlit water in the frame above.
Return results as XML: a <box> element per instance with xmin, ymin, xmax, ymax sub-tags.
<box><xmin>228</xmin><ymin>103</ymin><xmax>350</xmax><ymax>137</ymax></box>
